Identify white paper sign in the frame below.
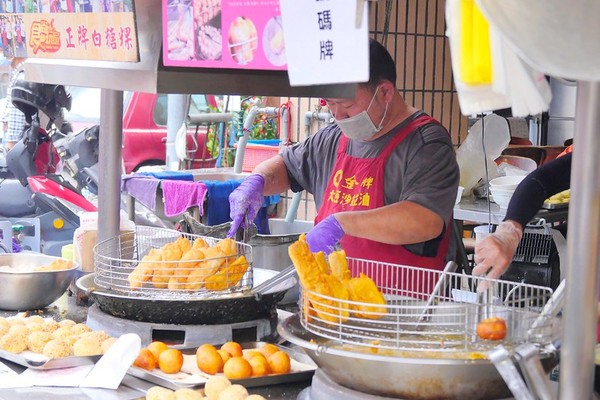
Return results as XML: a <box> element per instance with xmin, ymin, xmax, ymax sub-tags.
<box><xmin>280</xmin><ymin>0</ymin><xmax>369</xmax><ymax>86</ymax></box>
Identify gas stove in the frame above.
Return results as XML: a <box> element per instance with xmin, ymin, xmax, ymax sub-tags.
<box><xmin>85</xmin><ymin>304</ymin><xmax>278</xmax><ymax>348</ymax></box>
<box><xmin>298</xmin><ymin>369</ymin><xmax>401</xmax><ymax>400</ymax></box>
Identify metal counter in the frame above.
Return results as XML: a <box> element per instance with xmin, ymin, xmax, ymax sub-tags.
<box><xmin>0</xmin><ymin>291</ymin><xmax>309</xmax><ymax>400</ymax></box>
<box><xmin>454</xmin><ymin>195</ymin><xmax>569</xmax><ymax>225</ymax></box>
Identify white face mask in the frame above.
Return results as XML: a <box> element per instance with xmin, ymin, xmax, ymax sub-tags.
<box><xmin>334</xmin><ymin>87</ymin><xmax>388</xmax><ymax>141</ymax></box>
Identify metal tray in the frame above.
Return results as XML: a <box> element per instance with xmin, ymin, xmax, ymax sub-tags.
<box><xmin>0</xmin><ymin>348</ymin><xmax>101</xmax><ymax>370</ymax></box>
<box><xmin>127</xmin><ymin>342</ymin><xmax>316</xmax><ymax>391</ymax></box>
<box><xmin>542</xmin><ymin>201</ymin><xmax>569</xmax><ymax>210</ymax></box>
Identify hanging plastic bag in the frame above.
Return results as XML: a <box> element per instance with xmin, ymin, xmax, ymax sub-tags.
<box><xmin>446</xmin><ymin>0</ymin><xmax>511</xmax><ymax>115</ymax></box>
<box><xmin>456</xmin><ymin>114</ymin><xmax>510</xmax><ymax>195</ymax></box>
<box><xmin>447</xmin><ymin>0</ymin><xmax>552</xmax><ymax>117</ymax></box>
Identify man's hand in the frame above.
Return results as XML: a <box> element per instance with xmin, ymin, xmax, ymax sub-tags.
<box><xmin>227</xmin><ymin>174</ymin><xmax>265</xmax><ymax>238</ymax></box>
<box><xmin>305</xmin><ymin>215</ymin><xmax>344</xmax><ymax>255</ymax></box>
<box><xmin>473</xmin><ymin>220</ymin><xmax>523</xmax><ymax>280</ymax></box>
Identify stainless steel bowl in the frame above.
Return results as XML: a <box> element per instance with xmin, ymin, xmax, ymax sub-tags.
<box><xmin>0</xmin><ymin>253</ymin><xmax>77</xmax><ymax>310</ymax></box>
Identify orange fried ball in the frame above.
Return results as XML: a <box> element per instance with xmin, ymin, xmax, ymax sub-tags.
<box><xmin>223</xmin><ymin>356</ymin><xmax>253</xmax><ymax>380</ymax></box>
<box><xmin>258</xmin><ymin>343</ymin><xmax>279</xmax><ymax>359</ymax></box>
<box><xmin>242</xmin><ymin>349</ymin><xmax>262</xmax><ymax>362</ymax></box>
<box><xmin>147</xmin><ymin>341</ymin><xmax>169</xmax><ymax>361</ymax></box>
<box><xmin>476</xmin><ymin>317</ymin><xmax>507</xmax><ymax>341</ymax></box>
<box><xmin>220</xmin><ymin>341</ymin><xmax>243</xmax><ymax>357</ymax></box>
<box><xmin>248</xmin><ymin>353</ymin><xmax>270</xmax><ymax>377</ymax></box>
<box><xmin>158</xmin><ymin>348</ymin><xmax>184</xmax><ymax>374</ymax></box>
<box><xmin>196</xmin><ymin>343</ymin><xmax>224</xmax><ymax>375</ymax></box>
<box><xmin>133</xmin><ymin>348</ymin><xmax>157</xmax><ymax>371</ymax></box>
<box><xmin>267</xmin><ymin>350</ymin><xmax>291</xmax><ymax>374</ymax></box>
<box><xmin>217</xmin><ymin>349</ymin><xmax>232</xmax><ymax>366</ymax></box>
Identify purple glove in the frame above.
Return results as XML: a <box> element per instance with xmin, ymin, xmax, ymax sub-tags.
<box><xmin>227</xmin><ymin>174</ymin><xmax>265</xmax><ymax>238</ymax></box>
<box><xmin>305</xmin><ymin>215</ymin><xmax>344</xmax><ymax>255</ymax></box>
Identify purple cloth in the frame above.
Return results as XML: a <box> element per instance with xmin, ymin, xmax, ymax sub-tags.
<box><xmin>121</xmin><ymin>176</ymin><xmax>161</xmax><ymax>211</ymax></box>
<box><xmin>161</xmin><ymin>180</ymin><xmax>208</xmax><ymax>217</ymax></box>
<box><xmin>305</xmin><ymin>215</ymin><xmax>345</xmax><ymax>255</ymax></box>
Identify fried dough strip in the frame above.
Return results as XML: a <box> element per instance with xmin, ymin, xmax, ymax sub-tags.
<box><xmin>328</xmin><ymin>249</ymin><xmax>351</xmax><ymax>281</ymax></box>
<box><xmin>168</xmin><ymin>238</ymin><xmax>209</xmax><ymax>290</ymax></box>
<box><xmin>152</xmin><ymin>241</ymin><xmax>186</xmax><ymax>288</ymax></box>
<box><xmin>346</xmin><ymin>273</ymin><xmax>387</xmax><ymax>319</ymax></box>
<box><xmin>288</xmin><ymin>235</ymin><xmax>322</xmax><ymax>291</ymax></box>
<box><xmin>185</xmin><ymin>245</ymin><xmax>226</xmax><ymax>290</ymax></box>
<box><xmin>128</xmin><ymin>248</ymin><xmax>161</xmax><ymax>290</ymax></box>
<box><xmin>205</xmin><ymin>255</ymin><xmax>249</xmax><ymax>291</ymax></box>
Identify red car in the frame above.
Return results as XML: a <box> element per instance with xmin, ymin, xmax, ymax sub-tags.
<box><xmin>65</xmin><ymin>87</ymin><xmax>220</xmax><ymax>174</ymax></box>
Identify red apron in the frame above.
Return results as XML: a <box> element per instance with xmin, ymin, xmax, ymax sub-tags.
<box><xmin>315</xmin><ymin>114</ymin><xmax>452</xmax><ymax>294</ymax></box>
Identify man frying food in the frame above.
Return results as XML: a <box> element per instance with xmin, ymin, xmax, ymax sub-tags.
<box><xmin>228</xmin><ymin>39</ymin><xmax>459</xmax><ymax>283</ymax></box>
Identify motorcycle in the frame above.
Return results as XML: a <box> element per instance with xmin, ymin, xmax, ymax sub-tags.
<box><xmin>0</xmin><ymin>80</ymin><xmax>173</xmax><ymax>255</ymax></box>
<box><xmin>0</xmin><ymin>80</ymin><xmax>98</xmax><ymax>255</ymax></box>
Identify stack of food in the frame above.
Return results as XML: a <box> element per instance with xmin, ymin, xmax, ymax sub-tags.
<box><xmin>127</xmin><ymin>237</ymin><xmax>249</xmax><ymax>292</ymax></box>
<box><xmin>145</xmin><ymin>375</ymin><xmax>267</xmax><ymax>400</ymax></box>
<box><xmin>133</xmin><ymin>340</ymin><xmax>291</xmax><ymax>379</ymax></box>
<box><xmin>0</xmin><ymin>314</ymin><xmax>116</xmax><ymax>359</ymax></box>
<box><xmin>288</xmin><ymin>235</ymin><xmax>387</xmax><ymax>322</ymax></box>
<box><xmin>544</xmin><ymin>189</ymin><xmax>570</xmax><ymax>206</ymax></box>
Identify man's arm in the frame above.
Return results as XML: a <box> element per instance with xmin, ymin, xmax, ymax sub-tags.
<box><xmin>253</xmin><ymin>154</ymin><xmax>292</xmax><ymax>196</ymax></box>
<box><xmin>335</xmin><ymin>200</ymin><xmax>445</xmax><ymax>245</ymax></box>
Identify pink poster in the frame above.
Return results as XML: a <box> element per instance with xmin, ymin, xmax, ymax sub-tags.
<box><xmin>162</xmin><ymin>0</ymin><xmax>286</xmax><ymax>70</ymax></box>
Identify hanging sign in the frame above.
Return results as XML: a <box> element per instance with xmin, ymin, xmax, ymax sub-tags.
<box><xmin>0</xmin><ymin>1</ymin><xmax>139</xmax><ymax>62</ymax></box>
<box><xmin>279</xmin><ymin>0</ymin><xmax>369</xmax><ymax>86</ymax></box>
<box><xmin>162</xmin><ymin>0</ymin><xmax>286</xmax><ymax>71</ymax></box>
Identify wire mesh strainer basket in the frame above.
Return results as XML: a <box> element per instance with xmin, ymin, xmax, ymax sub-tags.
<box><xmin>93</xmin><ymin>226</ymin><xmax>253</xmax><ymax>300</ymax></box>
<box><xmin>300</xmin><ymin>258</ymin><xmax>558</xmax><ymax>357</ymax></box>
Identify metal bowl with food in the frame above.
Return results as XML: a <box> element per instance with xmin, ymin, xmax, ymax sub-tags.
<box><xmin>0</xmin><ymin>253</ymin><xmax>77</xmax><ymax>310</ymax></box>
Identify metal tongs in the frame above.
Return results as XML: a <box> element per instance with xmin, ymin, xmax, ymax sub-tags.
<box><xmin>252</xmin><ymin>264</ymin><xmax>298</xmax><ymax>297</ymax></box>
<box><xmin>235</xmin><ymin>213</ymin><xmax>250</xmax><ymax>243</ymax></box>
<box><xmin>413</xmin><ymin>261</ymin><xmax>458</xmax><ymax>330</ymax></box>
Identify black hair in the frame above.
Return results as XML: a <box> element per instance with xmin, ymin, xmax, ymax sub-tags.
<box><xmin>367</xmin><ymin>38</ymin><xmax>397</xmax><ymax>88</ymax></box>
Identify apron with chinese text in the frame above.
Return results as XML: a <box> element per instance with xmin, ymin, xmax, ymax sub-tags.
<box><xmin>315</xmin><ymin>114</ymin><xmax>452</xmax><ymax>293</ymax></box>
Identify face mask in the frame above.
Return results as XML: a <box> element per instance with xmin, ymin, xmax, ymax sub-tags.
<box><xmin>334</xmin><ymin>87</ymin><xmax>389</xmax><ymax>141</ymax></box>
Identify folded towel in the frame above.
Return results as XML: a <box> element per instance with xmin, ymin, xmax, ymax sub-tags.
<box><xmin>161</xmin><ymin>180</ymin><xmax>208</xmax><ymax>217</ymax></box>
<box><xmin>121</xmin><ymin>176</ymin><xmax>160</xmax><ymax>211</ymax></box>
<box><xmin>137</xmin><ymin>171</ymin><xmax>194</xmax><ymax>181</ymax></box>
<box><xmin>201</xmin><ymin>180</ymin><xmax>279</xmax><ymax>230</ymax></box>
<box><xmin>202</xmin><ymin>180</ymin><xmax>243</xmax><ymax>226</ymax></box>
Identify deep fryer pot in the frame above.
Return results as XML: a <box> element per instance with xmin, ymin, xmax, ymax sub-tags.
<box><xmin>76</xmin><ymin>268</ymin><xmax>295</xmax><ymax>325</ymax></box>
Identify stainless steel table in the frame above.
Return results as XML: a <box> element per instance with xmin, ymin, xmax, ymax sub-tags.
<box><xmin>454</xmin><ymin>196</ymin><xmax>569</xmax><ymax>225</ymax></box>
<box><xmin>452</xmin><ymin>196</ymin><xmax>569</xmax><ymax>275</ymax></box>
<box><xmin>0</xmin><ymin>291</ymin><xmax>309</xmax><ymax>400</ymax></box>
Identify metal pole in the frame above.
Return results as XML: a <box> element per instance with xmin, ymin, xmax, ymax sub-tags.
<box><xmin>559</xmin><ymin>81</ymin><xmax>600</xmax><ymax>399</ymax></box>
<box><xmin>97</xmin><ymin>89</ymin><xmax>124</xmax><ymax>244</ymax></box>
<box><xmin>166</xmin><ymin>94</ymin><xmax>190</xmax><ymax>170</ymax></box>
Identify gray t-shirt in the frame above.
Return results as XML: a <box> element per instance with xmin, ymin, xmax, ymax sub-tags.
<box><xmin>282</xmin><ymin>111</ymin><xmax>459</xmax><ymax>256</ymax></box>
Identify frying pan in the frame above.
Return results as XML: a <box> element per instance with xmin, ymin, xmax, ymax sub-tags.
<box><xmin>76</xmin><ymin>268</ymin><xmax>296</xmax><ymax>325</ymax></box>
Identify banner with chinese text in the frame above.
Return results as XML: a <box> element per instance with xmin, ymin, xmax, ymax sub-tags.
<box><xmin>162</xmin><ymin>0</ymin><xmax>286</xmax><ymax>71</ymax></box>
<box><xmin>0</xmin><ymin>1</ymin><xmax>138</xmax><ymax>62</ymax></box>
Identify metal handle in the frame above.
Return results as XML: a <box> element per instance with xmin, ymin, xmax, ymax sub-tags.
<box><xmin>528</xmin><ymin>279</ymin><xmax>565</xmax><ymax>338</ymax></box>
<box><xmin>514</xmin><ymin>343</ymin><xmax>554</xmax><ymax>400</ymax></box>
<box><xmin>414</xmin><ymin>261</ymin><xmax>458</xmax><ymax>329</ymax></box>
<box><xmin>252</xmin><ymin>264</ymin><xmax>297</xmax><ymax>296</ymax></box>
<box><xmin>488</xmin><ymin>345</ymin><xmax>535</xmax><ymax>400</ymax></box>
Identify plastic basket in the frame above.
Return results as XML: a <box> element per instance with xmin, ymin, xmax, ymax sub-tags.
<box><xmin>242</xmin><ymin>143</ymin><xmax>281</xmax><ymax>172</ymax></box>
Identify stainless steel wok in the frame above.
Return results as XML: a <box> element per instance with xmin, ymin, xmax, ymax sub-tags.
<box><xmin>280</xmin><ymin>258</ymin><xmax>560</xmax><ymax>399</ymax></box>
<box><xmin>279</xmin><ymin>314</ymin><xmax>557</xmax><ymax>400</ymax></box>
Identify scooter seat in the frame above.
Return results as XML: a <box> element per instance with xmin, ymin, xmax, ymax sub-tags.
<box><xmin>0</xmin><ymin>180</ymin><xmax>36</xmax><ymax>217</ymax></box>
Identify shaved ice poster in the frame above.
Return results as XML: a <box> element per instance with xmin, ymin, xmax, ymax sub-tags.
<box><xmin>162</xmin><ymin>0</ymin><xmax>286</xmax><ymax>70</ymax></box>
